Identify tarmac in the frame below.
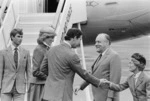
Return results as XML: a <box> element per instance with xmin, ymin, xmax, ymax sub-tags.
<box><xmin>73</xmin><ymin>35</ymin><xmax>150</xmax><ymax>101</ymax></box>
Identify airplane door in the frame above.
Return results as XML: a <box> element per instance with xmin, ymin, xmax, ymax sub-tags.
<box><xmin>44</xmin><ymin>0</ymin><xmax>59</xmax><ymax>12</ymax></box>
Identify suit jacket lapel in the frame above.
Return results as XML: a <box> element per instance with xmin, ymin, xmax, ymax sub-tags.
<box><xmin>6</xmin><ymin>46</ymin><xmax>16</xmax><ymax>69</ymax></box>
<box><xmin>92</xmin><ymin>48</ymin><xmax>110</xmax><ymax>72</ymax></box>
<box><xmin>91</xmin><ymin>55</ymin><xmax>100</xmax><ymax>70</ymax></box>
<box><xmin>135</xmin><ymin>72</ymin><xmax>144</xmax><ymax>88</ymax></box>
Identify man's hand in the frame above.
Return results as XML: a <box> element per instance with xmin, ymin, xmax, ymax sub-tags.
<box><xmin>99</xmin><ymin>79</ymin><xmax>110</xmax><ymax>88</ymax></box>
<box><xmin>74</xmin><ymin>86</ymin><xmax>81</xmax><ymax>95</ymax></box>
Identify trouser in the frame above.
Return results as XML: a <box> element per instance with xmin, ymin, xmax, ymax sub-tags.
<box><xmin>1</xmin><ymin>82</ymin><xmax>25</xmax><ymax>101</ymax></box>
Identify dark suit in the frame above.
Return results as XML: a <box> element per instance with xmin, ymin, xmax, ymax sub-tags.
<box><xmin>40</xmin><ymin>42</ymin><xmax>101</xmax><ymax>101</ymax></box>
<box><xmin>80</xmin><ymin>48</ymin><xmax>121</xmax><ymax>101</ymax></box>
<box><xmin>28</xmin><ymin>44</ymin><xmax>48</xmax><ymax>101</ymax></box>
<box><xmin>0</xmin><ymin>46</ymin><xmax>31</xmax><ymax>101</ymax></box>
<box><xmin>110</xmin><ymin>72</ymin><xmax>150</xmax><ymax>101</ymax></box>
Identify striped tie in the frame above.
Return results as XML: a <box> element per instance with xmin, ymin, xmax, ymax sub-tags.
<box><xmin>95</xmin><ymin>54</ymin><xmax>102</xmax><ymax>66</ymax></box>
<box><xmin>14</xmin><ymin>48</ymin><xmax>18</xmax><ymax>68</ymax></box>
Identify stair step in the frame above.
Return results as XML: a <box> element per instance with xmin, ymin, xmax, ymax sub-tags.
<box><xmin>22</xmin><ymin>33</ymin><xmax>38</xmax><ymax>44</ymax></box>
<box><xmin>16</xmin><ymin>13</ymin><xmax>58</xmax><ymax>56</ymax></box>
<box><xmin>21</xmin><ymin>44</ymin><xmax>37</xmax><ymax>55</ymax></box>
<box><xmin>16</xmin><ymin>23</ymin><xmax>52</xmax><ymax>32</ymax></box>
<box><xmin>19</xmin><ymin>13</ymin><xmax>56</xmax><ymax>23</ymax></box>
<box><xmin>18</xmin><ymin>22</ymin><xmax>52</xmax><ymax>25</ymax></box>
<box><xmin>17</xmin><ymin>23</ymin><xmax>52</xmax><ymax>28</ymax></box>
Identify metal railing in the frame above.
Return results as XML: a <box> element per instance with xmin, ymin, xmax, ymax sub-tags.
<box><xmin>0</xmin><ymin>0</ymin><xmax>9</xmax><ymax>23</ymax></box>
<box><xmin>52</xmin><ymin>0</ymin><xmax>65</xmax><ymax>30</ymax></box>
<box><xmin>53</xmin><ymin>0</ymin><xmax>73</xmax><ymax>46</ymax></box>
<box><xmin>0</xmin><ymin>0</ymin><xmax>19</xmax><ymax>49</ymax></box>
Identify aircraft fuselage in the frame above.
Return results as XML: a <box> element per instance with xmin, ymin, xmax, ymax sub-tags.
<box><xmin>82</xmin><ymin>0</ymin><xmax>150</xmax><ymax>44</ymax></box>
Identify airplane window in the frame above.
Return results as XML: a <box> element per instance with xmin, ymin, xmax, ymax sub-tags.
<box><xmin>105</xmin><ymin>2</ymin><xmax>118</xmax><ymax>5</ymax></box>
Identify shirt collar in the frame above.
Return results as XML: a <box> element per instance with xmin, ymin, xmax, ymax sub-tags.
<box><xmin>11</xmin><ymin>43</ymin><xmax>19</xmax><ymax>51</ymax></box>
<box><xmin>134</xmin><ymin>71</ymin><xmax>142</xmax><ymax>79</ymax></box>
<box><xmin>64</xmin><ymin>40</ymin><xmax>71</xmax><ymax>48</ymax></box>
<box><xmin>43</xmin><ymin>42</ymin><xmax>50</xmax><ymax>48</ymax></box>
<box><xmin>102</xmin><ymin>48</ymin><xmax>109</xmax><ymax>56</ymax></box>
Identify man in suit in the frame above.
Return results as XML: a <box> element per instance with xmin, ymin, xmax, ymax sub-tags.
<box><xmin>75</xmin><ymin>33</ymin><xmax>121</xmax><ymax>101</ymax></box>
<box><xmin>40</xmin><ymin>28</ymin><xmax>104</xmax><ymax>101</ymax></box>
<box><xmin>103</xmin><ymin>53</ymin><xmax>150</xmax><ymax>101</ymax></box>
<box><xmin>0</xmin><ymin>28</ymin><xmax>32</xmax><ymax>101</ymax></box>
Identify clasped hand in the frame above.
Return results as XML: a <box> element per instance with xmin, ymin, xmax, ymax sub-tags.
<box><xmin>99</xmin><ymin>79</ymin><xmax>110</xmax><ymax>88</ymax></box>
<box><xmin>74</xmin><ymin>79</ymin><xmax>110</xmax><ymax>95</ymax></box>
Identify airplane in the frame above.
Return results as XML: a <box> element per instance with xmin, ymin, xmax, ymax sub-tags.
<box><xmin>1</xmin><ymin>0</ymin><xmax>150</xmax><ymax>45</ymax></box>
<box><xmin>43</xmin><ymin>0</ymin><xmax>150</xmax><ymax>45</ymax></box>
<box><xmin>80</xmin><ymin>0</ymin><xmax>150</xmax><ymax>44</ymax></box>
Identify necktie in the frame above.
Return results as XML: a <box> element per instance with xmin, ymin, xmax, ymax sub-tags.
<box><xmin>14</xmin><ymin>48</ymin><xmax>18</xmax><ymax>68</ymax></box>
<box><xmin>92</xmin><ymin>54</ymin><xmax>102</xmax><ymax>70</ymax></box>
<box><xmin>95</xmin><ymin>54</ymin><xmax>102</xmax><ymax>65</ymax></box>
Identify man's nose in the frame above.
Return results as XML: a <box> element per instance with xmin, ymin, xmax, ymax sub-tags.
<box><xmin>20</xmin><ymin>37</ymin><xmax>23</xmax><ymax>40</ymax></box>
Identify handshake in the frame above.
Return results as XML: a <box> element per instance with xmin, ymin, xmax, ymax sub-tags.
<box><xmin>100</xmin><ymin>78</ymin><xmax>112</xmax><ymax>88</ymax></box>
<box><xmin>74</xmin><ymin>79</ymin><xmax>111</xmax><ymax>95</ymax></box>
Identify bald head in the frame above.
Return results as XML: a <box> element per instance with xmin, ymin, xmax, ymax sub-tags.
<box><xmin>95</xmin><ymin>33</ymin><xmax>111</xmax><ymax>53</ymax></box>
<box><xmin>96</xmin><ymin>33</ymin><xmax>111</xmax><ymax>45</ymax></box>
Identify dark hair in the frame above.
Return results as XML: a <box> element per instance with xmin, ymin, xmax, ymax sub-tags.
<box><xmin>64</xmin><ymin>28</ymin><xmax>83</xmax><ymax>41</ymax></box>
<box><xmin>131</xmin><ymin>53</ymin><xmax>146</xmax><ymax>71</ymax></box>
<box><xmin>10</xmin><ymin>28</ymin><xmax>23</xmax><ymax>40</ymax></box>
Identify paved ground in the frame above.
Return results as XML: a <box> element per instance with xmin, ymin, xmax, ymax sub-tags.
<box><xmin>73</xmin><ymin>35</ymin><xmax>150</xmax><ymax>101</ymax></box>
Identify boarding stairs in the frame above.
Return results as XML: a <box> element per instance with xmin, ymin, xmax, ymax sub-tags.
<box><xmin>16</xmin><ymin>13</ymin><xmax>55</xmax><ymax>54</ymax></box>
<box><xmin>0</xmin><ymin>0</ymin><xmax>91</xmax><ymax>101</ymax></box>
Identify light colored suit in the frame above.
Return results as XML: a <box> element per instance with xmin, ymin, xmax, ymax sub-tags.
<box><xmin>0</xmin><ymin>46</ymin><xmax>31</xmax><ymax>100</ymax></box>
<box><xmin>110</xmin><ymin>72</ymin><xmax>150</xmax><ymax>101</ymax></box>
<box><xmin>40</xmin><ymin>42</ymin><xmax>101</xmax><ymax>101</ymax></box>
<box><xmin>80</xmin><ymin>48</ymin><xmax>121</xmax><ymax>101</ymax></box>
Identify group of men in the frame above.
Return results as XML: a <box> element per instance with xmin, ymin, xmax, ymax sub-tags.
<box><xmin>0</xmin><ymin>27</ymin><xmax>149</xmax><ymax>101</ymax></box>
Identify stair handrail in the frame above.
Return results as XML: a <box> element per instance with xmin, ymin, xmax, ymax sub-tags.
<box><xmin>0</xmin><ymin>0</ymin><xmax>9</xmax><ymax>26</ymax></box>
<box><xmin>53</xmin><ymin>1</ymin><xmax>92</xmax><ymax>101</ymax></box>
<box><xmin>52</xmin><ymin>0</ymin><xmax>65</xmax><ymax>30</ymax></box>
<box><xmin>0</xmin><ymin>0</ymin><xmax>20</xmax><ymax>49</ymax></box>
<box><xmin>0</xmin><ymin>26</ymin><xmax>7</xmax><ymax>49</ymax></box>
<box><xmin>52</xmin><ymin>0</ymin><xmax>73</xmax><ymax>46</ymax></box>
<box><xmin>78</xmin><ymin>23</ymin><xmax>92</xmax><ymax>101</ymax></box>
